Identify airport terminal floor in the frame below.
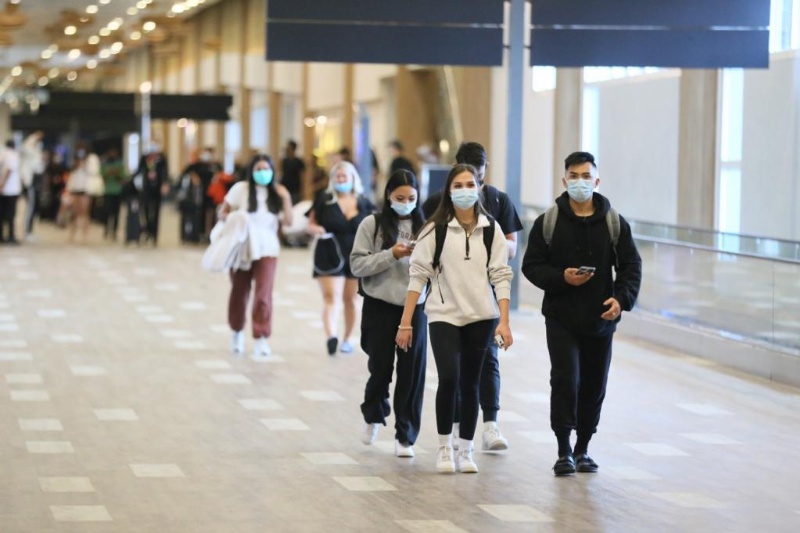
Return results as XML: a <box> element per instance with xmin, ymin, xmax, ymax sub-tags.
<box><xmin>2</xmin><ymin>209</ymin><xmax>800</xmax><ymax>533</ymax></box>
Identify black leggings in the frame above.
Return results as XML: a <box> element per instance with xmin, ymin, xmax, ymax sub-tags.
<box><xmin>429</xmin><ymin>319</ymin><xmax>495</xmax><ymax>441</ymax></box>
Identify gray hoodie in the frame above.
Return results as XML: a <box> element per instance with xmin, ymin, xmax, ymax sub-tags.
<box><xmin>350</xmin><ymin>214</ymin><xmax>426</xmax><ymax>307</ymax></box>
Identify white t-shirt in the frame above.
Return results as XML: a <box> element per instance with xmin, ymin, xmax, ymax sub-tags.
<box><xmin>1</xmin><ymin>148</ymin><xmax>22</xmax><ymax>196</ymax></box>
<box><xmin>225</xmin><ymin>181</ymin><xmax>281</xmax><ymax>260</ymax></box>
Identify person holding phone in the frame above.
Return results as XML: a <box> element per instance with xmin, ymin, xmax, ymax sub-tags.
<box><xmin>396</xmin><ymin>164</ymin><xmax>513</xmax><ymax>474</ymax></box>
<box><xmin>350</xmin><ymin>169</ymin><xmax>427</xmax><ymax>458</ymax></box>
<box><xmin>521</xmin><ymin>152</ymin><xmax>642</xmax><ymax>476</ymax></box>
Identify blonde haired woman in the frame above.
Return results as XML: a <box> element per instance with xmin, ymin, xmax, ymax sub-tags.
<box><xmin>307</xmin><ymin>161</ymin><xmax>374</xmax><ymax>355</ymax></box>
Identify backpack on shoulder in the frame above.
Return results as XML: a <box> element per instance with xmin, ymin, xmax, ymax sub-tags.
<box><xmin>542</xmin><ymin>205</ymin><xmax>620</xmax><ymax>267</ymax></box>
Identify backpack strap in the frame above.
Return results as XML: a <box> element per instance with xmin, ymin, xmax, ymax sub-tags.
<box><xmin>543</xmin><ymin>205</ymin><xmax>559</xmax><ymax>246</ymax></box>
<box><xmin>606</xmin><ymin>207</ymin><xmax>620</xmax><ymax>269</ymax></box>
<box><xmin>482</xmin><ymin>215</ymin><xmax>496</xmax><ymax>267</ymax></box>
<box><xmin>371</xmin><ymin>212</ymin><xmax>381</xmax><ymax>242</ymax></box>
<box><xmin>431</xmin><ymin>223</ymin><xmax>447</xmax><ymax>272</ymax></box>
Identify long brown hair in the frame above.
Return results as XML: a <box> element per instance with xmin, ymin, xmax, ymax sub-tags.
<box><xmin>416</xmin><ymin>163</ymin><xmax>489</xmax><ymax>241</ymax></box>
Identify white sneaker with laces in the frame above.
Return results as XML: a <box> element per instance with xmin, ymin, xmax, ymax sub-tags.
<box><xmin>230</xmin><ymin>331</ymin><xmax>245</xmax><ymax>355</ymax></box>
<box><xmin>456</xmin><ymin>448</ymin><xmax>479</xmax><ymax>473</ymax></box>
<box><xmin>252</xmin><ymin>337</ymin><xmax>272</xmax><ymax>358</ymax></box>
<box><xmin>361</xmin><ymin>423</ymin><xmax>379</xmax><ymax>445</ymax></box>
<box><xmin>436</xmin><ymin>446</ymin><xmax>455</xmax><ymax>474</ymax></box>
<box><xmin>395</xmin><ymin>440</ymin><xmax>415</xmax><ymax>458</ymax></box>
<box><xmin>482</xmin><ymin>426</ymin><xmax>509</xmax><ymax>451</ymax></box>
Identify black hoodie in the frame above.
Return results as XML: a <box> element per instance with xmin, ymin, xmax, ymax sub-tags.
<box><xmin>521</xmin><ymin>192</ymin><xmax>642</xmax><ymax>337</ymax></box>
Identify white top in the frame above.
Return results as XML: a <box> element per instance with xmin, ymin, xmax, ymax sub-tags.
<box><xmin>408</xmin><ymin>214</ymin><xmax>513</xmax><ymax>327</ymax></box>
<box><xmin>0</xmin><ymin>148</ymin><xmax>21</xmax><ymax>196</ymax></box>
<box><xmin>66</xmin><ymin>166</ymin><xmax>88</xmax><ymax>193</ymax></box>
<box><xmin>225</xmin><ymin>181</ymin><xmax>281</xmax><ymax>260</ymax></box>
<box><xmin>20</xmin><ymin>136</ymin><xmax>44</xmax><ymax>188</ymax></box>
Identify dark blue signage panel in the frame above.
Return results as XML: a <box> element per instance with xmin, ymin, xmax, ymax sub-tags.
<box><xmin>267</xmin><ymin>22</ymin><xmax>503</xmax><ymax>66</ymax></box>
<box><xmin>531</xmin><ymin>29</ymin><xmax>769</xmax><ymax>68</ymax></box>
<box><xmin>532</xmin><ymin>0</ymin><xmax>770</xmax><ymax>28</ymax></box>
<box><xmin>268</xmin><ymin>0</ymin><xmax>504</xmax><ymax>25</ymax></box>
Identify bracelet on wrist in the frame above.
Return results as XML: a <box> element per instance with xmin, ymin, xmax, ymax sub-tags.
<box><xmin>397</xmin><ymin>326</ymin><xmax>412</xmax><ymax>330</ymax></box>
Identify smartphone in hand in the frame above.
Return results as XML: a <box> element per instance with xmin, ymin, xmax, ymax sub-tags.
<box><xmin>494</xmin><ymin>334</ymin><xmax>505</xmax><ymax>349</ymax></box>
<box><xmin>576</xmin><ymin>266</ymin><xmax>596</xmax><ymax>275</ymax></box>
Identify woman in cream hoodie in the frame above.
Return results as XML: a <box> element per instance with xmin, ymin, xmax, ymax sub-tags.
<box><xmin>396</xmin><ymin>164</ymin><xmax>513</xmax><ymax>474</ymax></box>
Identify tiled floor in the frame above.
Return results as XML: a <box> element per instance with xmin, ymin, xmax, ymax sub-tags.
<box><xmin>2</xmin><ymin>211</ymin><xmax>800</xmax><ymax>532</ymax></box>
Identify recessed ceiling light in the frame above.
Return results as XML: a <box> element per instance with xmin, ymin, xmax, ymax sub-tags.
<box><xmin>64</xmin><ymin>25</ymin><xmax>77</xmax><ymax>35</ymax></box>
<box><xmin>99</xmin><ymin>49</ymin><xmax>111</xmax><ymax>59</ymax></box>
<box><xmin>88</xmin><ymin>35</ymin><xmax>100</xmax><ymax>45</ymax></box>
<box><xmin>11</xmin><ymin>66</ymin><xmax>21</xmax><ymax>76</ymax></box>
<box><xmin>130</xmin><ymin>31</ymin><xmax>142</xmax><ymax>41</ymax></box>
<box><xmin>48</xmin><ymin>68</ymin><xmax>59</xmax><ymax>79</ymax></box>
<box><xmin>136</xmin><ymin>1</ymin><xmax>147</xmax><ymax>9</ymax></box>
<box><xmin>99</xmin><ymin>28</ymin><xmax>111</xmax><ymax>36</ymax></box>
<box><xmin>41</xmin><ymin>50</ymin><xmax>53</xmax><ymax>59</ymax></box>
<box><xmin>99</xmin><ymin>0</ymin><xmax>110</xmax><ymax>4</ymax></box>
<box><xmin>86</xmin><ymin>5</ymin><xmax>98</xmax><ymax>14</ymax></box>
<box><xmin>87</xmin><ymin>59</ymin><xmax>98</xmax><ymax>69</ymax></box>
<box><xmin>68</xmin><ymin>49</ymin><xmax>81</xmax><ymax>60</ymax></box>
<box><xmin>143</xmin><ymin>21</ymin><xmax>156</xmax><ymax>32</ymax></box>
<box><xmin>127</xmin><ymin>7</ymin><xmax>138</xmax><ymax>16</ymax></box>
<box><xmin>171</xmin><ymin>4</ymin><xmax>185</xmax><ymax>14</ymax></box>
<box><xmin>108</xmin><ymin>21</ymin><xmax>121</xmax><ymax>31</ymax></box>
<box><xmin>67</xmin><ymin>71</ymin><xmax>78</xmax><ymax>82</ymax></box>
<box><xmin>38</xmin><ymin>77</ymin><xmax>49</xmax><ymax>87</ymax></box>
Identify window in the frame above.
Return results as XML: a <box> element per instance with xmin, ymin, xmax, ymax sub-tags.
<box><xmin>532</xmin><ymin>66</ymin><xmax>556</xmax><ymax>92</ymax></box>
<box><xmin>770</xmin><ymin>0</ymin><xmax>798</xmax><ymax>51</ymax></box>
<box><xmin>583</xmin><ymin>67</ymin><xmax>662</xmax><ymax>83</ymax></box>
<box><xmin>717</xmin><ymin>69</ymin><xmax>744</xmax><ymax>234</ymax></box>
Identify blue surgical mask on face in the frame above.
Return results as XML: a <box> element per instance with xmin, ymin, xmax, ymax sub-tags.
<box><xmin>451</xmin><ymin>188</ymin><xmax>479</xmax><ymax>210</ymax></box>
<box><xmin>391</xmin><ymin>200</ymin><xmax>416</xmax><ymax>217</ymax></box>
<box><xmin>565</xmin><ymin>178</ymin><xmax>595</xmax><ymax>203</ymax></box>
<box><xmin>334</xmin><ymin>181</ymin><xmax>353</xmax><ymax>193</ymax></box>
<box><xmin>253</xmin><ymin>169</ymin><xmax>273</xmax><ymax>186</ymax></box>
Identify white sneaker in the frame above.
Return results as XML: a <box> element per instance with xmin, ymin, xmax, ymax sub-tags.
<box><xmin>456</xmin><ymin>448</ymin><xmax>478</xmax><ymax>473</ymax></box>
<box><xmin>482</xmin><ymin>427</ymin><xmax>509</xmax><ymax>451</ymax></box>
<box><xmin>395</xmin><ymin>440</ymin><xmax>415</xmax><ymax>458</ymax></box>
<box><xmin>252</xmin><ymin>337</ymin><xmax>272</xmax><ymax>358</ymax></box>
<box><xmin>361</xmin><ymin>423</ymin><xmax>379</xmax><ymax>445</ymax></box>
<box><xmin>436</xmin><ymin>446</ymin><xmax>455</xmax><ymax>474</ymax></box>
<box><xmin>230</xmin><ymin>331</ymin><xmax>245</xmax><ymax>355</ymax></box>
<box><xmin>452</xmin><ymin>423</ymin><xmax>460</xmax><ymax>450</ymax></box>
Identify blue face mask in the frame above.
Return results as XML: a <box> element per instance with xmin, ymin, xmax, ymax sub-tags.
<box><xmin>391</xmin><ymin>200</ymin><xmax>416</xmax><ymax>217</ymax></box>
<box><xmin>451</xmin><ymin>188</ymin><xmax>479</xmax><ymax>210</ymax></box>
<box><xmin>253</xmin><ymin>169</ymin><xmax>273</xmax><ymax>186</ymax></box>
<box><xmin>565</xmin><ymin>178</ymin><xmax>595</xmax><ymax>203</ymax></box>
<box><xmin>334</xmin><ymin>181</ymin><xmax>353</xmax><ymax>194</ymax></box>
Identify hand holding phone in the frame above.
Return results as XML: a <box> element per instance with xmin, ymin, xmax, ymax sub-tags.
<box><xmin>494</xmin><ymin>334</ymin><xmax>505</xmax><ymax>349</ymax></box>
<box><xmin>576</xmin><ymin>266</ymin><xmax>596</xmax><ymax>275</ymax></box>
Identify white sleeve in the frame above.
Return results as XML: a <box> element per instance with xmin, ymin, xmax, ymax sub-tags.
<box><xmin>488</xmin><ymin>221</ymin><xmax>513</xmax><ymax>301</ymax></box>
<box><xmin>224</xmin><ymin>182</ymin><xmax>245</xmax><ymax>209</ymax></box>
<box><xmin>407</xmin><ymin>224</ymin><xmax>436</xmax><ymax>293</ymax></box>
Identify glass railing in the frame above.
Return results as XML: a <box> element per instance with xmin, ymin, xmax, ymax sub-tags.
<box><xmin>518</xmin><ymin>205</ymin><xmax>800</xmax><ymax>352</ymax></box>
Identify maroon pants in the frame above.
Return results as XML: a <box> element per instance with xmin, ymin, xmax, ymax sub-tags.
<box><xmin>228</xmin><ymin>257</ymin><xmax>278</xmax><ymax>339</ymax></box>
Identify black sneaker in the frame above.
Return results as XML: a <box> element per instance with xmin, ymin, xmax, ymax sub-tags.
<box><xmin>553</xmin><ymin>454</ymin><xmax>576</xmax><ymax>476</ymax></box>
<box><xmin>575</xmin><ymin>453</ymin><xmax>599</xmax><ymax>473</ymax></box>
<box><xmin>326</xmin><ymin>337</ymin><xmax>338</xmax><ymax>356</ymax></box>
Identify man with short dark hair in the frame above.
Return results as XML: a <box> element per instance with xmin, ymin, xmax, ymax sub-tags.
<box><xmin>522</xmin><ymin>151</ymin><xmax>642</xmax><ymax>476</ymax></box>
<box><xmin>422</xmin><ymin>141</ymin><xmax>523</xmax><ymax>451</ymax></box>
<box><xmin>388</xmin><ymin>140</ymin><xmax>415</xmax><ymax>177</ymax></box>
<box><xmin>281</xmin><ymin>140</ymin><xmax>305</xmax><ymax>205</ymax></box>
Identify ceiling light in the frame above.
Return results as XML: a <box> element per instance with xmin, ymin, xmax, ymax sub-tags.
<box><xmin>99</xmin><ymin>28</ymin><xmax>111</xmax><ymax>36</ymax></box>
<box><xmin>48</xmin><ymin>68</ymin><xmax>59</xmax><ymax>79</ymax></box>
<box><xmin>41</xmin><ymin>50</ymin><xmax>53</xmax><ymax>59</ymax></box>
<box><xmin>108</xmin><ymin>21</ymin><xmax>121</xmax><ymax>31</ymax></box>
<box><xmin>69</xmin><ymin>49</ymin><xmax>81</xmax><ymax>59</ymax></box>
<box><xmin>139</xmin><ymin>81</ymin><xmax>152</xmax><ymax>93</ymax></box>
<box><xmin>87</xmin><ymin>59</ymin><xmax>98</xmax><ymax>69</ymax></box>
<box><xmin>38</xmin><ymin>77</ymin><xmax>49</xmax><ymax>87</ymax></box>
<box><xmin>167</xmin><ymin>12</ymin><xmax>176</xmax><ymax>18</ymax></box>
<box><xmin>111</xmin><ymin>42</ymin><xmax>123</xmax><ymax>54</ymax></box>
<box><xmin>86</xmin><ymin>5</ymin><xmax>98</xmax><ymax>14</ymax></box>
<box><xmin>177</xmin><ymin>118</ymin><xmax>188</xmax><ymax>128</ymax></box>
<box><xmin>11</xmin><ymin>66</ymin><xmax>21</xmax><ymax>76</ymax></box>
<box><xmin>143</xmin><ymin>21</ymin><xmax>156</xmax><ymax>32</ymax></box>
<box><xmin>88</xmin><ymin>35</ymin><xmax>100</xmax><ymax>45</ymax></box>
<box><xmin>127</xmin><ymin>7</ymin><xmax>138</xmax><ymax>16</ymax></box>
<box><xmin>99</xmin><ymin>0</ymin><xmax>110</xmax><ymax>4</ymax></box>
<box><xmin>130</xmin><ymin>31</ymin><xmax>142</xmax><ymax>41</ymax></box>
<box><xmin>136</xmin><ymin>1</ymin><xmax>147</xmax><ymax>9</ymax></box>
<box><xmin>67</xmin><ymin>71</ymin><xmax>78</xmax><ymax>82</ymax></box>
<box><xmin>80</xmin><ymin>16</ymin><xmax>90</xmax><ymax>23</ymax></box>
<box><xmin>171</xmin><ymin>4</ymin><xmax>185</xmax><ymax>14</ymax></box>
<box><xmin>64</xmin><ymin>25</ymin><xmax>77</xmax><ymax>36</ymax></box>
<box><xmin>99</xmin><ymin>49</ymin><xmax>111</xmax><ymax>59</ymax></box>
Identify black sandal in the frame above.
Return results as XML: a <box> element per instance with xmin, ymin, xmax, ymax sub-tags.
<box><xmin>575</xmin><ymin>453</ymin><xmax>599</xmax><ymax>473</ymax></box>
<box><xmin>553</xmin><ymin>454</ymin><xmax>576</xmax><ymax>476</ymax></box>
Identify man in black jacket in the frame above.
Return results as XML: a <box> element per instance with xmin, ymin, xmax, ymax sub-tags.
<box><xmin>521</xmin><ymin>151</ymin><xmax>642</xmax><ymax>476</ymax></box>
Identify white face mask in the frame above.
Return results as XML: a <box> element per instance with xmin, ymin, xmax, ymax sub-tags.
<box><xmin>565</xmin><ymin>178</ymin><xmax>595</xmax><ymax>203</ymax></box>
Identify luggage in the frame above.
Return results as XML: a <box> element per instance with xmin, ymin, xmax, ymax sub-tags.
<box><xmin>180</xmin><ymin>205</ymin><xmax>202</xmax><ymax>243</ymax></box>
<box><xmin>125</xmin><ymin>198</ymin><xmax>141</xmax><ymax>244</ymax></box>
